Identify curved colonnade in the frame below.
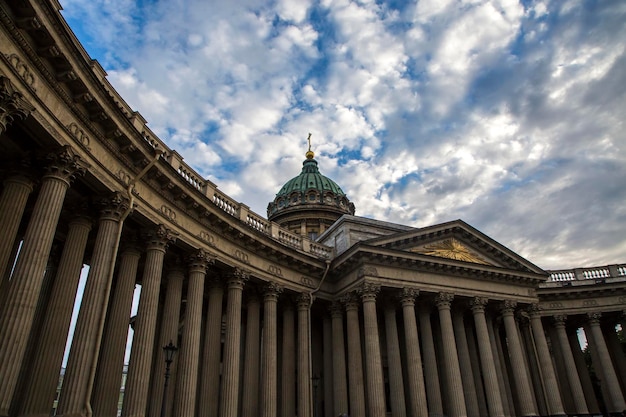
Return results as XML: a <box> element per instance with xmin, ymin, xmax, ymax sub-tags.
<box><xmin>0</xmin><ymin>2</ymin><xmax>625</xmax><ymax>417</ymax></box>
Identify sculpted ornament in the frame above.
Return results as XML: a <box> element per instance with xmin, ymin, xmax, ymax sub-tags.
<box><xmin>43</xmin><ymin>145</ymin><xmax>89</xmax><ymax>183</ymax></box>
<box><xmin>0</xmin><ymin>78</ymin><xmax>34</xmax><ymax>134</ymax></box>
<box><xmin>357</xmin><ymin>266</ymin><xmax>378</xmax><ymax>278</ymax></box>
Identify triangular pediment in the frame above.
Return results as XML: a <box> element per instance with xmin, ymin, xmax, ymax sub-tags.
<box><xmin>407</xmin><ymin>237</ymin><xmax>492</xmax><ymax>265</ymax></box>
<box><xmin>362</xmin><ymin>219</ymin><xmax>546</xmax><ymax>275</ymax></box>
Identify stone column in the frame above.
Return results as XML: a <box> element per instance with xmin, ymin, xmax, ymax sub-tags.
<box><xmin>529</xmin><ymin>304</ymin><xmax>566</xmax><ymax>416</ymax></box>
<box><xmin>527</xmin><ymin>305</ymin><xmax>566</xmax><ymax>417</ymax></box>
<box><xmin>465</xmin><ymin>315</ymin><xmax>488</xmax><ymax>417</ymax></box>
<box><xmin>500</xmin><ymin>301</ymin><xmax>537</xmax><ymax>417</ymax></box>
<box><xmin>296</xmin><ymin>292</ymin><xmax>312</xmax><ymax>417</ymax></box>
<box><xmin>91</xmin><ymin>245</ymin><xmax>141</xmax><ymax>417</ymax></box>
<box><xmin>330</xmin><ymin>302</ymin><xmax>349</xmax><ymax>416</ymax></box>
<box><xmin>470</xmin><ymin>298</ymin><xmax>504</xmax><ymax>417</ymax></box>
<box><xmin>552</xmin><ymin>315</ymin><xmax>588</xmax><ymax>415</ymax></box>
<box><xmin>586</xmin><ymin>312</ymin><xmax>626</xmax><ymax>413</ymax></box>
<box><xmin>519</xmin><ymin>318</ymin><xmax>545</xmax><ymax>416</ymax></box>
<box><xmin>399</xmin><ymin>288</ymin><xmax>428</xmax><ymax>417</ymax></box>
<box><xmin>173</xmin><ymin>250</ymin><xmax>211</xmax><ymax>417</ymax></box>
<box><xmin>323</xmin><ymin>314</ymin><xmax>334</xmax><ymax>417</ymax></box>
<box><xmin>19</xmin><ymin>216</ymin><xmax>91</xmax><ymax>417</ymax></box>
<box><xmin>219</xmin><ymin>269</ymin><xmax>248</xmax><ymax>417</ymax></box>
<box><xmin>148</xmin><ymin>266</ymin><xmax>185</xmax><ymax>417</ymax></box>
<box><xmin>198</xmin><ymin>275</ymin><xmax>224</xmax><ymax>417</ymax></box>
<box><xmin>343</xmin><ymin>292</ymin><xmax>366</xmax><ymax>417</ymax></box>
<box><xmin>242</xmin><ymin>291</ymin><xmax>261</xmax><ymax>417</ymax></box>
<box><xmin>281</xmin><ymin>301</ymin><xmax>296</xmax><ymax>417</ymax></box>
<box><xmin>0</xmin><ymin>173</ymin><xmax>33</xmax><ymax>286</ymax></box>
<box><xmin>569</xmin><ymin>327</ymin><xmax>600</xmax><ymax>414</ymax></box>
<box><xmin>453</xmin><ymin>308</ymin><xmax>480</xmax><ymax>417</ymax></box>
<box><xmin>487</xmin><ymin>314</ymin><xmax>513</xmax><ymax>417</ymax></box>
<box><xmin>0</xmin><ymin>147</ymin><xmax>86</xmax><ymax>416</ymax></box>
<box><xmin>122</xmin><ymin>225</ymin><xmax>176</xmax><ymax>417</ymax></box>
<box><xmin>58</xmin><ymin>193</ymin><xmax>131</xmax><ymax>417</ymax></box>
<box><xmin>435</xmin><ymin>292</ymin><xmax>467</xmax><ymax>417</ymax></box>
<box><xmin>383</xmin><ymin>301</ymin><xmax>406</xmax><ymax>417</ymax></box>
<box><xmin>359</xmin><ymin>283</ymin><xmax>386</xmax><ymax>417</ymax></box>
<box><xmin>419</xmin><ymin>302</ymin><xmax>444</xmax><ymax>416</ymax></box>
<box><xmin>260</xmin><ymin>282</ymin><xmax>282</xmax><ymax>417</ymax></box>
<box><xmin>604</xmin><ymin>320</ymin><xmax>626</xmax><ymax>396</ymax></box>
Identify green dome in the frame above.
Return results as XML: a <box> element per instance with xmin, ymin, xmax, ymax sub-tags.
<box><xmin>267</xmin><ymin>154</ymin><xmax>355</xmax><ymax>221</ymax></box>
<box><xmin>276</xmin><ymin>158</ymin><xmax>346</xmax><ymax>197</ymax></box>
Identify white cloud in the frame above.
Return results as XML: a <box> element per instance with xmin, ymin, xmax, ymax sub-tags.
<box><xmin>60</xmin><ymin>0</ymin><xmax>626</xmax><ymax>269</ymax></box>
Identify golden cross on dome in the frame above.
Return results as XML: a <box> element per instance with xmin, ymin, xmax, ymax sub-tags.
<box><xmin>307</xmin><ymin>133</ymin><xmax>312</xmax><ymax>152</ymax></box>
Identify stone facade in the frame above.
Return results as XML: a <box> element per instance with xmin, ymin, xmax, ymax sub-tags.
<box><xmin>0</xmin><ymin>2</ymin><xmax>625</xmax><ymax>417</ymax></box>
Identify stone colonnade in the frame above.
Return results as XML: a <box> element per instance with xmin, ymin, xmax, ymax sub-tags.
<box><xmin>0</xmin><ymin>149</ymin><xmax>625</xmax><ymax>417</ymax></box>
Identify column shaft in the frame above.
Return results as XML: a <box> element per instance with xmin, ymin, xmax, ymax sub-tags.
<box><xmin>419</xmin><ymin>304</ymin><xmax>444</xmax><ymax>416</ymax></box>
<box><xmin>281</xmin><ymin>302</ymin><xmax>296</xmax><ymax>417</ymax></box>
<box><xmin>401</xmin><ymin>289</ymin><xmax>428</xmax><ymax>417</ymax></box>
<box><xmin>122</xmin><ymin>226</ymin><xmax>173</xmax><ymax>417</ymax></box>
<box><xmin>553</xmin><ymin>316</ymin><xmax>588</xmax><ymax>415</ymax></box>
<box><xmin>436</xmin><ymin>293</ymin><xmax>466</xmax><ymax>417</ymax></box>
<box><xmin>58</xmin><ymin>195</ymin><xmax>130</xmax><ymax>417</ymax></box>
<box><xmin>260</xmin><ymin>283</ymin><xmax>281</xmax><ymax>417</ymax></box>
<box><xmin>344</xmin><ymin>293</ymin><xmax>366</xmax><ymax>417</ymax></box>
<box><xmin>330</xmin><ymin>303</ymin><xmax>348</xmax><ymax>415</ymax></box>
<box><xmin>360</xmin><ymin>283</ymin><xmax>386</xmax><ymax>417</ymax></box>
<box><xmin>148</xmin><ymin>268</ymin><xmax>185</xmax><ymax>417</ymax></box>
<box><xmin>219</xmin><ymin>270</ymin><xmax>247</xmax><ymax>417</ymax></box>
<box><xmin>0</xmin><ymin>174</ymin><xmax>33</xmax><ymax>286</ymax></box>
<box><xmin>173</xmin><ymin>252</ymin><xmax>209</xmax><ymax>417</ymax></box>
<box><xmin>198</xmin><ymin>278</ymin><xmax>224</xmax><ymax>417</ymax></box>
<box><xmin>528</xmin><ymin>308</ymin><xmax>565</xmax><ymax>416</ymax></box>
<box><xmin>323</xmin><ymin>314</ymin><xmax>334</xmax><ymax>417</ymax></box>
<box><xmin>19</xmin><ymin>217</ymin><xmax>91</xmax><ymax>417</ymax></box>
<box><xmin>501</xmin><ymin>302</ymin><xmax>536</xmax><ymax>417</ymax></box>
<box><xmin>587</xmin><ymin>313</ymin><xmax>626</xmax><ymax>412</ymax></box>
<box><xmin>0</xmin><ymin>155</ymin><xmax>82</xmax><ymax>416</ymax></box>
<box><xmin>471</xmin><ymin>298</ymin><xmax>504</xmax><ymax>417</ymax></box>
<box><xmin>91</xmin><ymin>247</ymin><xmax>141</xmax><ymax>417</ymax></box>
<box><xmin>570</xmin><ymin>328</ymin><xmax>600</xmax><ymax>414</ymax></box>
<box><xmin>453</xmin><ymin>309</ymin><xmax>480</xmax><ymax>417</ymax></box>
<box><xmin>241</xmin><ymin>293</ymin><xmax>261</xmax><ymax>417</ymax></box>
<box><xmin>297</xmin><ymin>293</ymin><xmax>312</xmax><ymax>417</ymax></box>
<box><xmin>384</xmin><ymin>304</ymin><xmax>406</xmax><ymax>417</ymax></box>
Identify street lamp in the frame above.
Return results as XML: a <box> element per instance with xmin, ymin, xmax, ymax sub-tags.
<box><xmin>160</xmin><ymin>340</ymin><xmax>178</xmax><ymax>417</ymax></box>
<box><xmin>312</xmin><ymin>374</ymin><xmax>320</xmax><ymax>417</ymax></box>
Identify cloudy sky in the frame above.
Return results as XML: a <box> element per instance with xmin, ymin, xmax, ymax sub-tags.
<box><xmin>58</xmin><ymin>0</ymin><xmax>626</xmax><ymax>270</ymax></box>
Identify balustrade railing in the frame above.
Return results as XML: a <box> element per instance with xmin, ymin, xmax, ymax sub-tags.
<box><xmin>547</xmin><ymin>264</ymin><xmax>626</xmax><ymax>282</ymax></box>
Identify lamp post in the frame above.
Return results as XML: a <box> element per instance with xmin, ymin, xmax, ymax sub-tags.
<box><xmin>312</xmin><ymin>374</ymin><xmax>320</xmax><ymax>417</ymax></box>
<box><xmin>160</xmin><ymin>340</ymin><xmax>178</xmax><ymax>417</ymax></box>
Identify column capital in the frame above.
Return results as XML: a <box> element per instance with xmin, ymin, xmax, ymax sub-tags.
<box><xmin>553</xmin><ymin>314</ymin><xmax>567</xmax><ymax>327</ymax></box>
<box><xmin>329</xmin><ymin>300</ymin><xmax>343</xmax><ymax>318</ymax></box>
<box><xmin>296</xmin><ymin>292</ymin><xmax>312</xmax><ymax>310</ymax></box>
<box><xmin>262</xmin><ymin>281</ymin><xmax>283</xmax><ymax>301</ymax></box>
<box><xmin>226</xmin><ymin>268</ymin><xmax>249</xmax><ymax>289</ymax></box>
<box><xmin>527</xmin><ymin>303</ymin><xmax>542</xmax><ymax>318</ymax></box>
<box><xmin>500</xmin><ymin>300</ymin><xmax>517</xmax><ymax>315</ymax></box>
<box><xmin>0</xmin><ymin>75</ymin><xmax>35</xmax><ymax>133</ymax></box>
<box><xmin>399</xmin><ymin>287</ymin><xmax>419</xmax><ymax>306</ymax></box>
<box><xmin>341</xmin><ymin>291</ymin><xmax>360</xmax><ymax>311</ymax></box>
<box><xmin>586</xmin><ymin>311</ymin><xmax>602</xmax><ymax>325</ymax></box>
<box><xmin>435</xmin><ymin>292</ymin><xmax>454</xmax><ymax>309</ymax></box>
<box><xmin>99</xmin><ymin>191</ymin><xmax>132</xmax><ymax>221</ymax></box>
<box><xmin>187</xmin><ymin>248</ymin><xmax>216</xmax><ymax>273</ymax></box>
<box><xmin>42</xmin><ymin>145</ymin><xmax>89</xmax><ymax>183</ymax></box>
<box><xmin>358</xmin><ymin>282</ymin><xmax>380</xmax><ymax>302</ymax></box>
<box><xmin>470</xmin><ymin>297</ymin><xmax>488</xmax><ymax>314</ymax></box>
<box><xmin>144</xmin><ymin>224</ymin><xmax>177</xmax><ymax>252</ymax></box>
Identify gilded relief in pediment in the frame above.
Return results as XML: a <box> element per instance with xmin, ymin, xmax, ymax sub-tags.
<box><xmin>409</xmin><ymin>238</ymin><xmax>491</xmax><ymax>265</ymax></box>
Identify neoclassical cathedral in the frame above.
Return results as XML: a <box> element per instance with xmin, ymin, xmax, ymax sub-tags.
<box><xmin>0</xmin><ymin>2</ymin><xmax>625</xmax><ymax>417</ymax></box>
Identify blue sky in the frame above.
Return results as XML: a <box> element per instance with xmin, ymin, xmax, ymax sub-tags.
<box><xmin>59</xmin><ymin>0</ymin><xmax>626</xmax><ymax>270</ymax></box>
